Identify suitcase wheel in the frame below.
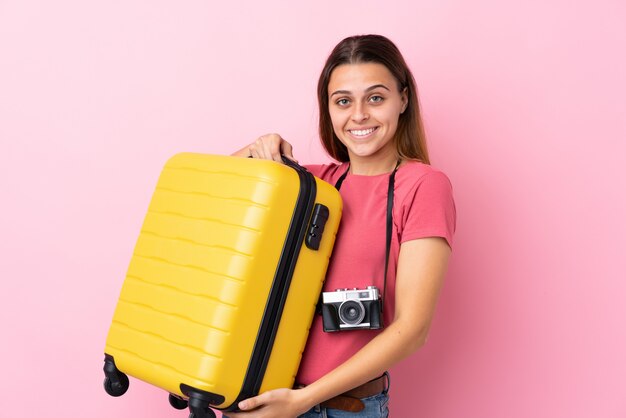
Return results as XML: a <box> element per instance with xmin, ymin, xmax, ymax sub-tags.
<box><xmin>188</xmin><ymin>412</ymin><xmax>215</xmax><ymax>418</ymax></box>
<box><xmin>102</xmin><ymin>355</ymin><xmax>129</xmax><ymax>397</ymax></box>
<box><xmin>103</xmin><ymin>374</ymin><xmax>129</xmax><ymax>397</ymax></box>
<box><xmin>168</xmin><ymin>393</ymin><xmax>189</xmax><ymax>410</ymax></box>
<box><xmin>188</xmin><ymin>396</ymin><xmax>216</xmax><ymax>418</ymax></box>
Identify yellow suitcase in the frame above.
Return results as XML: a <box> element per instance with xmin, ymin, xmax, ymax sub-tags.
<box><xmin>103</xmin><ymin>153</ymin><xmax>341</xmax><ymax>418</ymax></box>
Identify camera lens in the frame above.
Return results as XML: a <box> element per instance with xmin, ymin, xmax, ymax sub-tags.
<box><xmin>338</xmin><ymin>300</ymin><xmax>365</xmax><ymax>325</ymax></box>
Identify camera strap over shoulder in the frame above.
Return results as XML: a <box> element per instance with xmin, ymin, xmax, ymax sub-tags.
<box><xmin>334</xmin><ymin>161</ymin><xmax>400</xmax><ymax>311</ymax></box>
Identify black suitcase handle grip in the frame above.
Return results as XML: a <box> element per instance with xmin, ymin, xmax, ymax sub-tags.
<box><xmin>281</xmin><ymin>155</ymin><xmax>306</xmax><ymax>171</ymax></box>
<box><xmin>246</xmin><ymin>154</ymin><xmax>306</xmax><ymax>172</ymax></box>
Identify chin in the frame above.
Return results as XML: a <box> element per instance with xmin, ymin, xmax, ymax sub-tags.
<box><xmin>348</xmin><ymin>148</ymin><xmax>382</xmax><ymax>159</ymax></box>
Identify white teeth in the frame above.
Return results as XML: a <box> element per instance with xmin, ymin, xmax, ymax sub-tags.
<box><xmin>350</xmin><ymin>128</ymin><xmax>376</xmax><ymax>136</ymax></box>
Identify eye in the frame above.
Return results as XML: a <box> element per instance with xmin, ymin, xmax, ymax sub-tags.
<box><xmin>336</xmin><ymin>98</ymin><xmax>350</xmax><ymax>106</ymax></box>
<box><xmin>369</xmin><ymin>95</ymin><xmax>384</xmax><ymax>103</ymax></box>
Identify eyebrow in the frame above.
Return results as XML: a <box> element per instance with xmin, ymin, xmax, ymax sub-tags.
<box><xmin>330</xmin><ymin>84</ymin><xmax>391</xmax><ymax>97</ymax></box>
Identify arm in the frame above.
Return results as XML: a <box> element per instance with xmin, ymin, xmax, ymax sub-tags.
<box><xmin>228</xmin><ymin>237</ymin><xmax>451</xmax><ymax>418</ymax></box>
<box><xmin>231</xmin><ymin>133</ymin><xmax>296</xmax><ymax>163</ymax></box>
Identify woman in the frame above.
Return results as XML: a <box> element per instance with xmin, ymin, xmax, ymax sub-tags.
<box><xmin>229</xmin><ymin>34</ymin><xmax>456</xmax><ymax>418</ymax></box>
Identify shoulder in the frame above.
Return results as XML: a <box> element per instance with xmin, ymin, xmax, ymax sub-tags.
<box><xmin>395</xmin><ymin>161</ymin><xmax>453</xmax><ymax>194</ymax></box>
<box><xmin>395</xmin><ymin>161</ymin><xmax>456</xmax><ymax>247</ymax></box>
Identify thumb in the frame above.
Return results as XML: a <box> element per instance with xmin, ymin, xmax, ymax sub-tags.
<box><xmin>238</xmin><ymin>393</ymin><xmax>265</xmax><ymax>411</ymax></box>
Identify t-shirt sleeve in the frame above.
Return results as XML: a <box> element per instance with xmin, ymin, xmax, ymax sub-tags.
<box><xmin>303</xmin><ymin>164</ymin><xmax>325</xmax><ymax>178</ymax></box>
<box><xmin>304</xmin><ymin>163</ymin><xmax>343</xmax><ymax>184</ymax></box>
<box><xmin>399</xmin><ymin>171</ymin><xmax>456</xmax><ymax>248</ymax></box>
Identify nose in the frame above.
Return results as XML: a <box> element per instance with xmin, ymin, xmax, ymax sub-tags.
<box><xmin>351</xmin><ymin>102</ymin><xmax>369</xmax><ymax>123</ymax></box>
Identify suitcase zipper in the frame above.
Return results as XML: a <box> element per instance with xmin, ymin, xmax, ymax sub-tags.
<box><xmin>228</xmin><ymin>160</ymin><xmax>317</xmax><ymax>410</ymax></box>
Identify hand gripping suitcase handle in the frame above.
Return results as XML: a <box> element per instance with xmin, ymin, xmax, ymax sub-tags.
<box><xmin>245</xmin><ymin>154</ymin><xmax>304</xmax><ymax>171</ymax></box>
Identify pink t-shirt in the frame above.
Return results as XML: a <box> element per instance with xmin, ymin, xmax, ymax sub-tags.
<box><xmin>296</xmin><ymin>161</ymin><xmax>456</xmax><ymax>385</ymax></box>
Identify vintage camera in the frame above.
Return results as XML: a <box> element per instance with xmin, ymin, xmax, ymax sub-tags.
<box><xmin>321</xmin><ymin>286</ymin><xmax>383</xmax><ymax>332</ymax></box>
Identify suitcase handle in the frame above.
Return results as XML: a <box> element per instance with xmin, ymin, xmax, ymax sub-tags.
<box><xmin>280</xmin><ymin>156</ymin><xmax>330</xmax><ymax>251</ymax></box>
<box><xmin>281</xmin><ymin>155</ymin><xmax>307</xmax><ymax>172</ymax></box>
<box><xmin>246</xmin><ymin>154</ymin><xmax>306</xmax><ymax>172</ymax></box>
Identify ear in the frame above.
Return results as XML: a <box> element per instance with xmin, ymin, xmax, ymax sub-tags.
<box><xmin>400</xmin><ymin>87</ymin><xmax>408</xmax><ymax>114</ymax></box>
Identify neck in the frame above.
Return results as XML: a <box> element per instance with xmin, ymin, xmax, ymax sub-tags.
<box><xmin>348</xmin><ymin>153</ymin><xmax>400</xmax><ymax>176</ymax></box>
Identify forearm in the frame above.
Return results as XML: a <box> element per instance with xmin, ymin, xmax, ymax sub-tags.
<box><xmin>298</xmin><ymin>319</ymin><xmax>427</xmax><ymax>408</ymax></box>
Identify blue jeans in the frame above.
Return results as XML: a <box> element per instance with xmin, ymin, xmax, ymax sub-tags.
<box><xmin>298</xmin><ymin>393</ymin><xmax>389</xmax><ymax>418</ymax></box>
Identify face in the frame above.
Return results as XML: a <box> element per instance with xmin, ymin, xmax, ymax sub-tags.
<box><xmin>327</xmin><ymin>62</ymin><xmax>408</xmax><ymax>163</ymax></box>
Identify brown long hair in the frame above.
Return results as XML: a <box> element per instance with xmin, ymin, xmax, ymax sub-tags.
<box><xmin>317</xmin><ymin>34</ymin><xmax>430</xmax><ymax>164</ymax></box>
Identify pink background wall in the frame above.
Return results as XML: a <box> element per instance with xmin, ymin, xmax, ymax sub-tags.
<box><xmin>1</xmin><ymin>1</ymin><xmax>624</xmax><ymax>417</ymax></box>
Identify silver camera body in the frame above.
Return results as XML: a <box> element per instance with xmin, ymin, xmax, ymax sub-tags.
<box><xmin>321</xmin><ymin>286</ymin><xmax>383</xmax><ymax>331</ymax></box>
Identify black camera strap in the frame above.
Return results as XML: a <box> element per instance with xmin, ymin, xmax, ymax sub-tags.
<box><xmin>334</xmin><ymin>160</ymin><xmax>400</xmax><ymax>311</ymax></box>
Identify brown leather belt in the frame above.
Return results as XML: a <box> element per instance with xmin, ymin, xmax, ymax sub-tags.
<box><xmin>300</xmin><ymin>374</ymin><xmax>387</xmax><ymax>413</ymax></box>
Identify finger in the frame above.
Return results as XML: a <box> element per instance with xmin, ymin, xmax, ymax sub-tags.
<box><xmin>238</xmin><ymin>391</ymin><xmax>271</xmax><ymax>411</ymax></box>
<box><xmin>249</xmin><ymin>144</ymin><xmax>260</xmax><ymax>159</ymax></box>
<box><xmin>256</xmin><ymin>138</ymin><xmax>271</xmax><ymax>160</ymax></box>
<box><xmin>260</xmin><ymin>139</ymin><xmax>276</xmax><ymax>162</ymax></box>
<box><xmin>262</xmin><ymin>136</ymin><xmax>283</xmax><ymax>163</ymax></box>
<box><xmin>280</xmin><ymin>141</ymin><xmax>297</xmax><ymax>163</ymax></box>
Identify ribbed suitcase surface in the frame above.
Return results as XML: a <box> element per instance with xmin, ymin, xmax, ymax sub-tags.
<box><xmin>104</xmin><ymin>153</ymin><xmax>341</xmax><ymax>413</ymax></box>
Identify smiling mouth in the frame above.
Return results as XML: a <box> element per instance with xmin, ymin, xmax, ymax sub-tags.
<box><xmin>348</xmin><ymin>127</ymin><xmax>378</xmax><ymax>137</ymax></box>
